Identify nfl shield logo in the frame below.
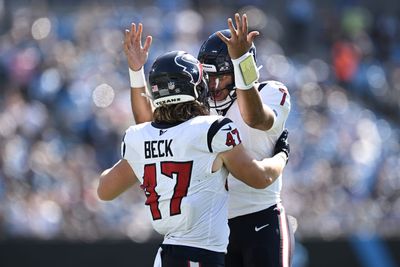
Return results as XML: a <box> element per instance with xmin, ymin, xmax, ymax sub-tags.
<box><xmin>168</xmin><ymin>82</ymin><xmax>175</xmax><ymax>90</ymax></box>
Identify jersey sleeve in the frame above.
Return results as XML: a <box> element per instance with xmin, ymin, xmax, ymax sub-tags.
<box><xmin>259</xmin><ymin>80</ymin><xmax>291</xmax><ymax>133</ymax></box>
<box><xmin>121</xmin><ymin>126</ymin><xmax>138</xmax><ymax>161</ymax></box>
<box><xmin>206</xmin><ymin>117</ymin><xmax>242</xmax><ymax>153</ymax></box>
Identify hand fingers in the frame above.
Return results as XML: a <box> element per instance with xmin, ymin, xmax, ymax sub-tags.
<box><xmin>280</xmin><ymin>129</ymin><xmax>289</xmax><ymax>139</ymax></box>
<box><xmin>234</xmin><ymin>13</ymin><xmax>242</xmax><ymax>35</ymax></box>
<box><xmin>216</xmin><ymin>31</ymin><xmax>230</xmax><ymax>45</ymax></box>
<box><xmin>137</xmin><ymin>23</ymin><xmax>143</xmax><ymax>44</ymax></box>
<box><xmin>123</xmin><ymin>29</ymin><xmax>130</xmax><ymax>49</ymax></box>
<box><xmin>143</xmin><ymin>36</ymin><xmax>153</xmax><ymax>52</ymax></box>
<box><xmin>227</xmin><ymin>18</ymin><xmax>237</xmax><ymax>38</ymax></box>
<box><xmin>130</xmin><ymin>22</ymin><xmax>136</xmax><ymax>33</ymax></box>
<box><xmin>242</xmin><ymin>14</ymin><xmax>248</xmax><ymax>35</ymax></box>
<box><xmin>130</xmin><ymin>23</ymin><xmax>137</xmax><ymax>44</ymax></box>
<box><xmin>248</xmin><ymin>31</ymin><xmax>260</xmax><ymax>43</ymax></box>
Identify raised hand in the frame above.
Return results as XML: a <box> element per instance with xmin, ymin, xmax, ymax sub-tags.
<box><xmin>123</xmin><ymin>23</ymin><xmax>152</xmax><ymax>71</ymax></box>
<box><xmin>217</xmin><ymin>13</ymin><xmax>259</xmax><ymax>59</ymax></box>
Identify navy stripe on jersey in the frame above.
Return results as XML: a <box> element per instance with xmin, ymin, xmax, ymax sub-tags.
<box><xmin>151</xmin><ymin>121</ymin><xmax>184</xmax><ymax>129</ymax></box>
<box><xmin>121</xmin><ymin>133</ymin><xmax>126</xmax><ymax>158</ymax></box>
<box><xmin>258</xmin><ymin>82</ymin><xmax>267</xmax><ymax>92</ymax></box>
<box><xmin>207</xmin><ymin>117</ymin><xmax>233</xmax><ymax>153</ymax></box>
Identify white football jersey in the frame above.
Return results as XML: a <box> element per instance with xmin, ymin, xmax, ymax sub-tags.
<box><xmin>216</xmin><ymin>80</ymin><xmax>291</xmax><ymax>219</ymax></box>
<box><xmin>122</xmin><ymin>115</ymin><xmax>241</xmax><ymax>252</ymax></box>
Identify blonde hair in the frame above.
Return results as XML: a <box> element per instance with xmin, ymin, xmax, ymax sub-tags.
<box><xmin>153</xmin><ymin>101</ymin><xmax>209</xmax><ymax>124</ymax></box>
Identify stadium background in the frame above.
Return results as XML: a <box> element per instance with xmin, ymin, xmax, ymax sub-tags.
<box><xmin>0</xmin><ymin>0</ymin><xmax>399</xmax><ymax>266</ymax></box>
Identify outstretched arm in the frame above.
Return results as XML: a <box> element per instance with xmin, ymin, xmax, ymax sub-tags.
<box><xmin>97</xmin><ymin>159</ymin><xmax>138</xmax><ymax>201</ymax></box>
<box><xmin>220</xmin><ymin>145</ymin><xmax>287</xmax><ymax>189</ymax></box>
<box><xmin>123</xmin><ymin>22</ymin><xmax>153</xmax><ymax>123</ymax></box>
<box><xmin>219</xmin><ymin>129</ymin><xmax>289</xmax><ymax>189</ymax></box>
<box><xmin>218</xmin><ymin>13</ymin><xmax>275</xmax><ymax>131</ymax></box>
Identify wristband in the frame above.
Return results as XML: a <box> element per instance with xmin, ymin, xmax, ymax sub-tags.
<box><xmin>231</xmin><ymin>52</ymin><xmax>259</xmax><ymax>90</ymax></box>
<box><xmin>129</xmin><ymin>67</ymin><xmax>146</xmax><ymax>88</ymax></box>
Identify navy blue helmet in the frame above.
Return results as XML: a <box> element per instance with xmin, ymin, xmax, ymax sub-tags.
<box><xmin>198</xmin><ymin>29</ymin><xmax>256</xmax><ymax>76</ymax></box>
<box><xmin>197</xmin><ymin>30</ymin><xmax>257</xmax><ymax>111</ymax></box>
<box><xmin>149</xmin><ymin>51</ymin><xmax>208</xmax><ymax>107</ymax></box>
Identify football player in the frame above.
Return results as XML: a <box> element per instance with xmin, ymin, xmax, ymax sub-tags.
<box><xmin>197</xmin><ymin>14</ymin><xmax>294</xmax><ymax>267</ymax></box>
<box><xmin>97</xmin><ymin>50</ymin><xmax>290</xmax><ymax>267</ymax></box>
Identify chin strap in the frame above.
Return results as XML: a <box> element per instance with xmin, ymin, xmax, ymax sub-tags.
<box><xmin>213</xmin><ymin>88</ymin><xmax>237</xmax><ymax>116</ymax></box>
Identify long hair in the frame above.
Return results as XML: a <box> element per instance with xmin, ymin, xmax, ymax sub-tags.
<box><xmin>153</xmin><ymin>101</ymin><xmax>209</xmax><ymax>124</ymax></box>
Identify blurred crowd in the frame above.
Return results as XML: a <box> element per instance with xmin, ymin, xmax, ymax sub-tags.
<box><xmin>0</xmin><ymin>0</ymin><xmax>399</xmax><ymax>241</ymax></box>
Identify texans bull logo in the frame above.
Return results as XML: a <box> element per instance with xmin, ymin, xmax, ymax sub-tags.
<box><xmin>174</xmin><ymin>53</ymin><xmax>203</xmax><ymax>87</ymax></box>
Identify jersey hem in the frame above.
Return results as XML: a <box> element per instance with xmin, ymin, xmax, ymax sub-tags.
<box><xmin>162</xmin><ymin>239</ymin><xmax>227</xmax><ymax>253</ymax></box>
<box><xmin>228</xmin><ymin>201</ymin><xmax>280</xmax><ymax>219</ymax></box>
